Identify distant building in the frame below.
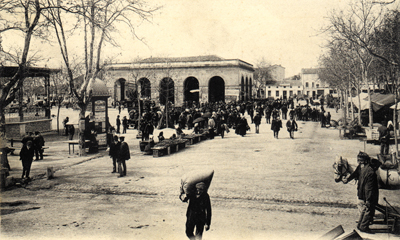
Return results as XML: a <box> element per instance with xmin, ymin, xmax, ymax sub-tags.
<box><xmin>301</xmin><ymin>68</ymin><xmax>334</xmax><ymax>99</ymax></box>
<box><xmin>104</xmin><ymin>55</ymin><xmax>254</xmax><ymax>105</ymax></box>
<box><xmin>265</xmin><ymin>79</ymin><xmax>303</xmax><ymax>100</ymax></box>
<box><xmin>263</xmin><ymin>64</ymin><xmax>301</xmax><ymax>100</ymax></box>
<box><xmin>267</xmin><ymin>64</ymin><xmax>285</xmax><ymax>82</ymax></box>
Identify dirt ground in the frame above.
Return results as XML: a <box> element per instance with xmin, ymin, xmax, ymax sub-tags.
<box><xmin>1</xmin><ymin>107</ymin><xmax>400</xmax><ymax>240</ymax></box>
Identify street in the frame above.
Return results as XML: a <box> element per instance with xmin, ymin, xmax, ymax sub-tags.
<box><xmin>1</xmin><ymin>107</ymin><xmax>400</xmax><ymax>240</ymax></box>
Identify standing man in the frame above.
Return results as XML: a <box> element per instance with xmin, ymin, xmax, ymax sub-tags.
<box><xmin>109</xmin><ymin>135</ymin><xmax>120</xmax><ymax>173</ymax></box>
<box><xmin>378</xmin><ymin>121</ymin><xmax>390</xmax><ymax>155</ymax></box>
<box><xmin>116</xmin><ymin>115</ymin><xmax>121</xmax><ymax>134</ymax></box>
<box><xmin>20</xmin><ymin>140</ymin><xmax>35</xmax><ymax>181</ymax></box>
<box><xmin>181</xmin><ymin>182</ymin><xmax>212</xmax><ymax>240</ymax></box>
<box><xmin>286</xmin><ymin>115</ymin><xmax>298</xmax><ymax>139</ymax></box>
<box><xmin>253</xmin><ymin>112</ymin><xmax>261</xmax><ymax>134</ymax></box>
<box><xmin>63</xmin><ymin>117</ymin><xmax>69</xmax><ymax>136</ymax></box>
<box><xmin>208</xmin><ymin>114</ymin><xmax>216</xmax><ymax>139</ymax></box>
<box><xmin>343</xmin><ymin>152</ymin><xmax>370</xmax><ymax>221</ymax></box>
<box><xmin>357</xmin><ymin>158</ymin><xmax>381</xmax><ymax>233</ymax></box>
<box><xmin>122</xmin><ymin>116</ymin><xmax>128</xmax><ymax>134</ymax></box>
<box><xmin>117</xmin><ymin>136</ymin><xmax>130</xmax><ymax>178</ymax></box>
<box><xmin>33</xmin><ymin>131</ymin><xmax>45</xmax><ymax>160</ymax></box>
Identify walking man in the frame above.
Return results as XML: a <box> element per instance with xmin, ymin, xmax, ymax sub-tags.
<box><xmin>286</xmin><ymin>115</ymin><xmax>298</xmax><ymax>139</ymax></box>
<box><xmin>253</xmin><ymin>112</ymin><xmax>261</xmax><ymax>134</ymax></box>
<box><xmin>181</xmin><ymin>182</ymin><xmax>212</xmax><ymax>240</ymax></box>
<box><xmin>117</xmin><ymin>136</ymin><xmax>130</xmax><ymax>178</ymax></box>
<box><xmin>116</xmin><ymin>115</ymin><xmax>121</xmax><ymax>134</ymax></box>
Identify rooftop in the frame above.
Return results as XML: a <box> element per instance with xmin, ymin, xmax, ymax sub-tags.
<box><xmin>301</xmin><ymin>68</ymin><xmax>321</xmax><ymax>75</ymax></box>
<box><xmin>136</xmin><ymin>55</ymin><xmax>225</xmax><ymax>63</ymax></box>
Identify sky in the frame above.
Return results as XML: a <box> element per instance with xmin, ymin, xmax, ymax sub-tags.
<box><xmin>2</xmin><ymin>0</ymin><xmax>372</xmax><ymax>77</ymax></box>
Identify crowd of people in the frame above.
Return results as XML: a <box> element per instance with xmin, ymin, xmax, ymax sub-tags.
<box><xmin>114</xmin><ymin>97</ymin><xmax>332</xmax><ymax>142</ymax></box>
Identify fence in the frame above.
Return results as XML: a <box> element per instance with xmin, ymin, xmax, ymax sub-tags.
<box><xmin>4</xmin><ymin>107</ymin><xmax>48</xmax><ymax>123</ymax></box>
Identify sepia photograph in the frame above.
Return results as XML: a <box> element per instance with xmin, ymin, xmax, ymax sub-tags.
<box><xmin>1</xmin><ymin>0</ymin><xmax>400</xmax><ymax>239</ymax></box>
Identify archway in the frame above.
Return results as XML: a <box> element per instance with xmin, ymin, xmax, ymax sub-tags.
<box><xmin>138</xmin><ymin>78</ymin><xmax>151</xmax><ymax>99</ymax></box>
<box><xmin>240</xmin><ymin>77</ymin><xmax>245</xmax><ymax>101</ymax></box>
<box><xmin>208</xmin><ymin>76</ymin><xmax>225</xmax><ymax>103</ymax></box>
<box><xmin>159</xmin><ymin>77</ymin><xmax>175</xmax><ymax>105</ymax></box>
<box><xmin>114</xmin><ymin>78</ymin><xmax>126</xmax><ymax>103</ymax></box>
<box><xmin>183</xmin><ymin>77</ymin><xmax>199</xmax><ymax>103</ymax></box>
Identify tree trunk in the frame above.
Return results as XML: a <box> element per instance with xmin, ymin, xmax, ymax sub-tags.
<box><xmin>0</xmin><ymin>110</ymin><xmax>10</xmax><ymax>191</ymax></box>
<box><xmin>394</xmin><ymin>78</ymin><xmax>398</xmax><ymax>157</ymax></box>
<box><xmin>344</xmin><ymin>89</ymin><xmax>348</xmax><ymax>126</ymax></box>
<box><xmin>357</xmin><ymin>89</ymin><xmax>362</xmax><ymax>125</ymax></box>
<box><xmin>79</xmin><ymin>105</ymin><xmax>87</xmax><ymax>156</ymax></box>
<box><xmin>368</xmin><ymin>87</ymin><xmax>373</xmax><ymax>129</ymax></box>
<box><xmin>57</xmin><ymin>104</ymin><xmax>61</xmax><ymax>135</ymax></box>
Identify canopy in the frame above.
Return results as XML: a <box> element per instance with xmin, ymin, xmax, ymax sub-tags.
<box><xmin>371</xmin><ymin>93</ymin><xmax>396</xmax><ymax>112</ymax></box>
<box><xmin>348</xmin><ymin>93</ymin><xmax>369</xmax><ymax>111</ymax></box>
<box><xmin>349</xmin><ymin>93</ymin><xmax>398</xmax><ymax>112</ymax></box>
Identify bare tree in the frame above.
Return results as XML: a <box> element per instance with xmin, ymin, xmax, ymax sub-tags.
<box><xmin>253</xmin><ymin>58</ymin><xmax>273</xmax><ymax>99</ymax></box>
<box><xmin>326</xmin><ymin>0</ymin><xmax>385</xmax><ymax>129</ymax></box>
<box><xmin>0</xmin><ymin>0</ymin><xmax>54</xmax><ymax>190</ymax></box>
<box><xmin>45</xmin><ymin>0</ymin><xmax>158</xmax><ymax>155</ymax></box>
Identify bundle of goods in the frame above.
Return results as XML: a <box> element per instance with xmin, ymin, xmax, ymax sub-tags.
<box><xmin>180</xmin><ymin>169</ymin><xmax>214</xmax><ymax>197</ymax></box>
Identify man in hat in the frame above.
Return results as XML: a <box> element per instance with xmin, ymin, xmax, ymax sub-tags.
<box><xmin>117</xmin><ymin>136</ymin><xmax>130</xmax><ymax>177</ymax></box>
<box><xmin>182</xmin><ymin>182</ymin><xmax>212</xmax><ymax>240</ymax></box>
<box><xmin>20</xmin><ymin>140</ymin><xmax>35</xmax><ymax>181</ymax></box>
<box><xmin>109</xmin><ymin>135</ymin><xmax>120</xmax><ymax>173</ymax></box>
<box><xmin>33</xmin><ymin>131</ymin><xmax>45</xmax><ymax>160</ymax></box>
<box><xmin>357</xmin><ymin>158</ymin><xmax>381</xmax><ymax>233</ymax></box>
<box><xmin>344</xmin><ymin>152</ymin><xmax>370</xmax><ymax>215</ymax></box>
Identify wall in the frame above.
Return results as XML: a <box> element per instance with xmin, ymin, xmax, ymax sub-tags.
<box><xmin>5</xmin><ymin>119</ymin><xmax>52</xmax><ymax>139</ymax></box>
<box><xmin>105</xmin><ymin>65</ymin><xmax>253</xmax><ymax>105</ymax></box>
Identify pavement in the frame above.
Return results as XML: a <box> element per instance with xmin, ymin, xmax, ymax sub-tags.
<box><xmin>2</xmin><ymin>106</ymin><xmax>400</xmax><ymax>240</ymax></box>
<box><xmin>5</xmin><ymin>107</ymin><xmax>199</xmax><ymax>185</ymax></box>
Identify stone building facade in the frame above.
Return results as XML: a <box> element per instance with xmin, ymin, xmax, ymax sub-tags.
<box><xmin>301</xmin><ymin>68</ymin><xmax>334</xmax><ymax>99</ymax></box>
<box><xmin>104</xmin><ymin>56</ymin><xmax>254</xmax><ymax>106</ymax></box>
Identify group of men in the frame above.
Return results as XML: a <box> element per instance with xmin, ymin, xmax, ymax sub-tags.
<box><xmin>108</xmin><ymin>135</ymin><xmax>131</xmax><ymax>178</ymax></box>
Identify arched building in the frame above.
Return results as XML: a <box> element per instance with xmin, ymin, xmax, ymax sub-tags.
<box><xmin>104</xmin><ymin>55</ymin><xmax>254</xmax><ymax>106</ymax></box>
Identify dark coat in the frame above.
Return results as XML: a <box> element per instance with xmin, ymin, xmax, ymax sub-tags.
<box><xmin>109</xmin><ymin>141</ymin><xmax>120</xmax><ymax>158</ymax></box>
<box><xmin>235</xmin><ymin>118</ymin><xmax>248</xmax><ymax>136</ymax></box>
<box><xmin>33</xmin><ymin>135</ymin><xmax>45</xmax><ymax>149</ymax></box>
<box><xmin>286</xmin><ymin>120</ymin><xmax>298</xmax><ymax>132</ymax></box>
<box><xmin>186</xmin><ymin>193</ymin><xmax>212</xmax><ymax>226</ymax></box>
<box><xmin>378</xmin><ymin>125</ymin><xmax>389</xmax><ymax>143</ymax></box>
<box><xmin>118</xmin><ymin>142</ymin><xmax>130</xmax><ymax>162</ymax></box>
<box><xmin>271</xmin><ymin>119</ymin><xmax>282</xmax><ymax>132</ymax></box>
<box><xmin>358</xmin><ymin>165</ymin><xmax>379</xmax><ymax>204</ymax></box>
<box><xmin>20</xmin><ymin>145</ymin><xmax>34</xmax><ymax>168</ymax></box>
<box><xmin>253</xmin><ymin>115</ymin><xmax>261</xmax><ymax>125</ymax></box>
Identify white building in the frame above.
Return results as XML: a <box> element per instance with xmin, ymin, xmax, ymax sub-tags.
<box><xmin>301</xmin><ymin>68</ymin><xmax>334</xmax><ymax>99</ymax></box>
<box><xmin>266</xmin><ymin>79</ymin><xmax>303</xmax><ymax>100</ymax></box>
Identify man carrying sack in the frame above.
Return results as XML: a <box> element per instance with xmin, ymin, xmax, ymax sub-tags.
<box><xmin>181</xmin><ymin>182</ymin><xmax>212</xmax><ymax>240</ymax></box>
<box><xmin>180</xmin><ymin>169</ymin><xmax>213</xmax><ymax>240</ymax></box>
